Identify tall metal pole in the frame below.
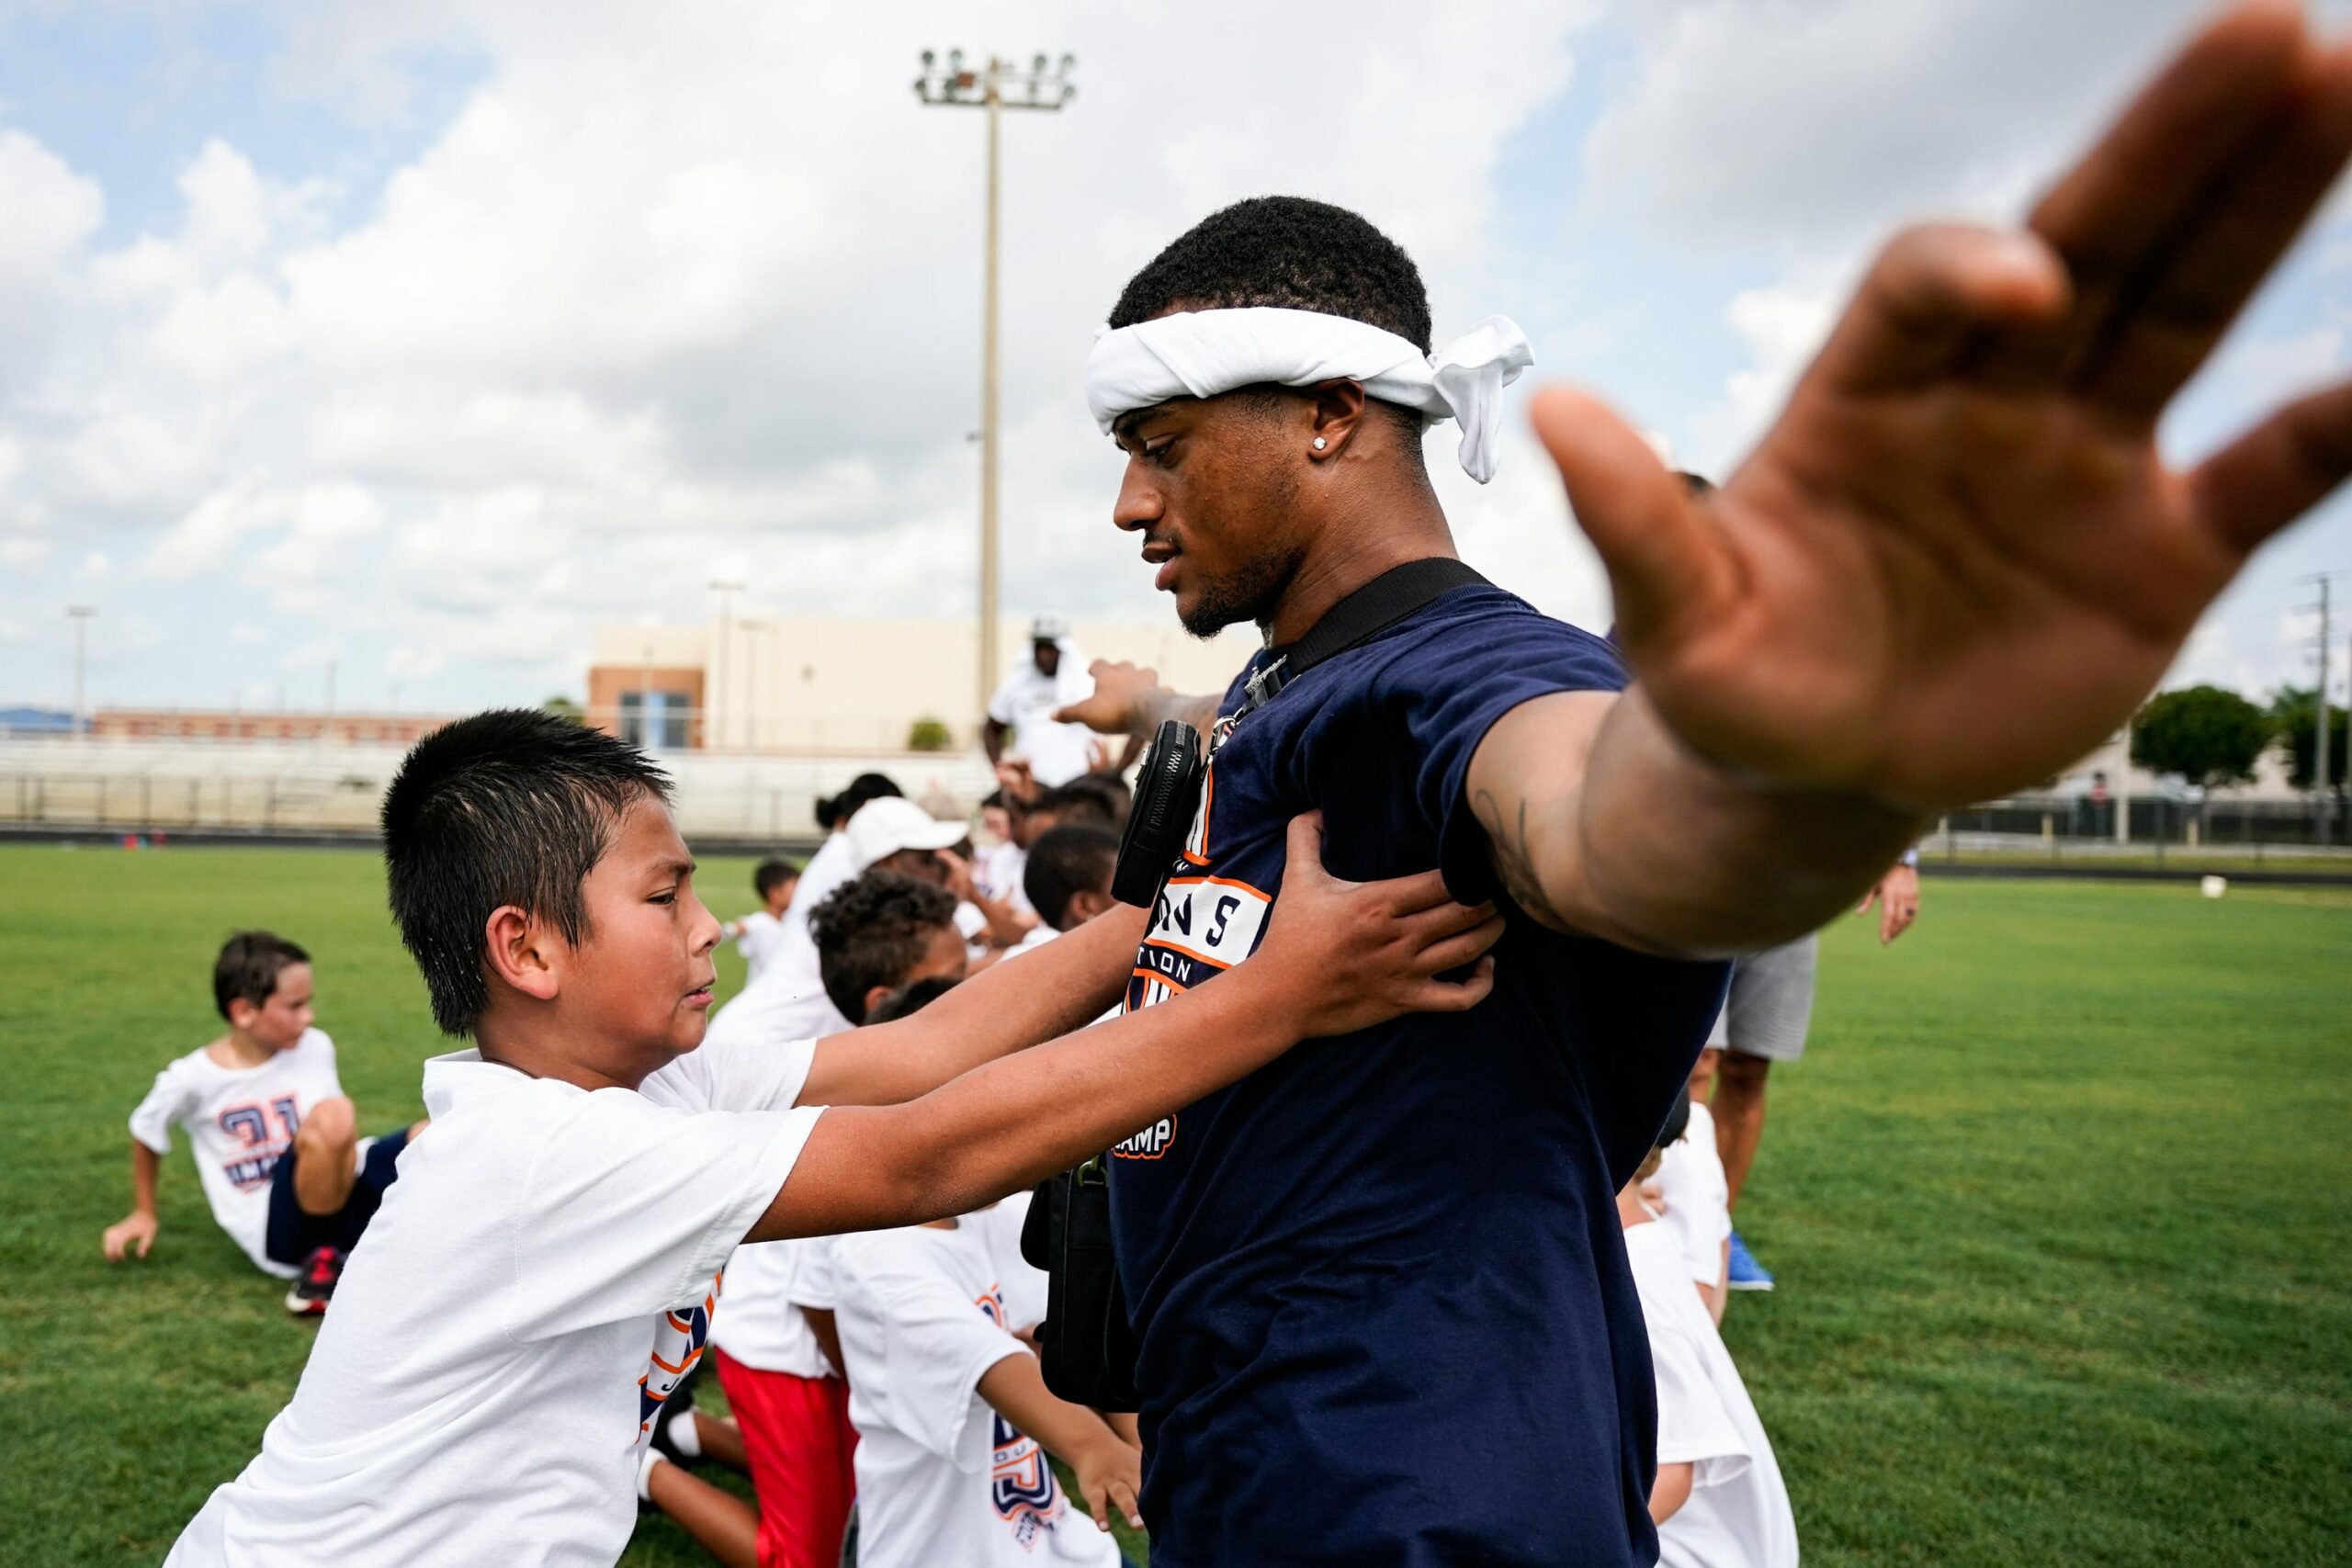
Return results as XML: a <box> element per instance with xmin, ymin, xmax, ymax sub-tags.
<box><xmin>2318</xmin><ymin>577</ymin><xmax>2333</xmax><ymax>847</ymax></box>
<box><xmin>980</xmin><ymin>60</ymin><xmax>1002</xmax><ymax>723</ymax></box>
<box><xmin>66</xmin><ymin>606</ymin><xmax>94</xmax><ymax>740</ymax></box>
<box><xmin>710</xmin><ymin>578</ymin><xmax>744</xmax><ymax>751</ymax></box>
<box><xmin>915</xmin><ymin>49</ymin><xmax>1075</xmax><ymax>732</ymax></box>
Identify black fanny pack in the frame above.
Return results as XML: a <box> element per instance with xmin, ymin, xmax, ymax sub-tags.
<box><xmin>1026</xmin><ymin>556</ymin><xmax>1490</xmax><ymax>1412</ymax></box>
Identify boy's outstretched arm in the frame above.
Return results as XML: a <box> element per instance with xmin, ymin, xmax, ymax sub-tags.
<box><xmin>101</xmin><ymin>1142</ymin><xmax>163</xmax><ymax>1261</ymax></box>
<box><xmin>752</xmin><ymin>815</ymin><xmax>1501</xmax><ymax>1242</ymax></box>
<box><xmin>976</xmin><ymin>1352</ymin><xmax>1144</xmax><ymax>1533</ymax></box>
<box><xmin>796</xmin><ymin>901</ymin><xmax>1148</xmax><ymax>1109</ymax></box>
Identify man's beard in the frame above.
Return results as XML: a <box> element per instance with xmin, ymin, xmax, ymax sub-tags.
<box><xmin>1180</xmin><ymin>549</ymin><xmax>1291</xmax><ymax>640</ymax></box>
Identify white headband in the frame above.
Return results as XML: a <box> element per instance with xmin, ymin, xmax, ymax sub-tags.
<box><xmin>1084</xmin><ymin>307</ymin><xmax>1533</xmax><ymax>484</ymax></box>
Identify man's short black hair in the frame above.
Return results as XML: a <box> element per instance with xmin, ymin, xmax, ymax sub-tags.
<box><xmin>381</xmin><ymin>709</ymin><xmax>673</xmax><ymax>1037</ymax></box>
<box><xmin>809</xmin><ymin>870</ymin><xmax>958</xmax><ymax>1025</ymax></box>
<box><xmin>214</xmin><ymin>931</ymin><xmax>309</xmax><ymax>1021</ymax></box>
<box><xmin>1110</xmin><ymin>196</ymin><xmax>1434</xmax><ymax>450</ymax></box>
<box><xmin>1028</xmin><ymin>782</ymin><xmax>1121</xmax><ymax>832</ymax></box>
<box><xmin>1023</xmin><ymin>824</ymin><xmax>1120</xmax><ymax>931</ymax></box>
<box><xmin>753</xmin><ymin>858</ymin><xmax>800</xmax><ymax>899</ymax></box>
<box><xmin>865</xmin><ymin>974</ymin><xmax>961</xmax><ymax>1024</ymax></box>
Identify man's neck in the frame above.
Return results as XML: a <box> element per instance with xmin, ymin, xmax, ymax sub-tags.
<box><xmin>1263</xmin><ymin>481</ymin><xmax>1455</xmax><ymax>647</ymax></box>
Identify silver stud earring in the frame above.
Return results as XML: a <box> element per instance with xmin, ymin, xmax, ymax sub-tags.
<box><xmin>1313</xmin><ymin>437</ymin><xmax>1328</xmax><ymax>450</ymax></box>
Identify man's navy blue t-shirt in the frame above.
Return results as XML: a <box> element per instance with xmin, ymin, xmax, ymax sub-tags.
<box><xmin>1109</xmin><ymin>582</ymin><xmax>1730</xmax><ymax>1567</ymax></box>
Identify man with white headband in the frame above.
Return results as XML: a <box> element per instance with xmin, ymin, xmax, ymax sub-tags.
<box><xmin>1057</xmin><ymin>9</ymin><xmax>2352</xmax><ymax>1563</ymax></box>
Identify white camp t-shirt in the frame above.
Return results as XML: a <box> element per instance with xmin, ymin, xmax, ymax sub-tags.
<box><xmin>163</xmin><ymin>1035</ymin><xmax>824</xmax><ymax>1568</ymax></box>
<box><xmin>710</xmin><ymin>1003</ymin><xmax>853</xmax><ymax>1379</ymax></box>
<box><xmin>988</xmin><ymin>649</ymin><xmax>1098</xmax><ymax>789</ymax></box>
<box><xmin>834</xmin><ymin>1213</ymin><xmax>1117</xmax><ymax>1568</ymax></box>
<box><xmin>706</xmin><ymin>969</ymin><xmax>854</xmax><ymax>1055</ymax></box>
<box><xmin>730</xmin><ymin>910</ymin><xmax>788</xmax><ymax>987</ymax></box>
<box><xmin>127</xmin><ymin>1028</ymin><xmax>345</xmax><ymax>1280</ymax></box>
<box><xmin>1653</xmin><ymin>1100</ymin><xmax>1731</xmax><ymax>1290</ymax></box>
<box><xmin>1625</xmin><ymin>1222</ymin><xmax>1798</xmax><ymax>1568</ymax></box>
<box><xmin>772</xmin><ymin>830</ymin><xmax>859</xmax><ymax>984</ymax></box>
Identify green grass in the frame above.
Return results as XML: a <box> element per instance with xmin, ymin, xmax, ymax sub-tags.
<box><xmin>0</xmin><ymin>846</ymin><xmax>2345</xmax><ymax>1565</ymax></box>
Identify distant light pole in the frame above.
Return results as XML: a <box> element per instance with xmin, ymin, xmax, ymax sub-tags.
<box><xmin>66</xmin><ymin>606</ymin><xmax>95</xmax><ymax>739</ymax></box>
<box><xmin>915</xmin><ymin>47</ymin><xmax>1077</xmax><ymax>722</ymax></box>
<box><xmin>710</xmin><ymin>578</ymin><xmax>745</xmax><ymax>751</ymax></box>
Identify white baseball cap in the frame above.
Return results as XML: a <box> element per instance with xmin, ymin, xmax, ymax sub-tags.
<box><xmin>846</xmin><ymin>795</ymin><xmax>967</xmax><ymax>870</ymax></box>
<box><xmin>1030</xmin><ymin>614</ymin><xmax>1069</xmax><ymax>641</ymax></box>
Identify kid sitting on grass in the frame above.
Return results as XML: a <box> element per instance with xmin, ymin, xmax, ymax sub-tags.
<box><xmin>164</xmin><ymin>709</ymin><xmax>1498</xmax><ymax>1568</ymax></box>
<box><xmin>722</xmin><ymin>857</ymin><xmax>800</xmax><ymax>987</ymax></box>
<box><xmin>102</xmin><ymin>931</ymin><xmax>423</xmax><ymax>1315</ymax></box>
<box><xmin>1622</xmin><ymin>1098</ymin><xmax>1796</xmax><ymax>1568</ymax></box>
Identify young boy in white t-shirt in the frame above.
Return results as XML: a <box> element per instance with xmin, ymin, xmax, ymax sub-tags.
<box><xmin>722</xmin><ymin>858</ymin><xmax>800</xmax><ymax>987</ymax></box>
<box><xmin>828</xmin><ymin>1201</ymin><xmax>1128</xmax><ymax>1568</ymax></box>
<box><xmin>1650</xmin><ymin>1057</ymin><xmax>1733</xmax><ymax>1324</ymax></box>
<box><xmin>163</xmin><ymin>709</ymin><xmax>1499</xmax><ymax>1568</ymax></box>
<box><xmin>101</xmin><ymin>931</ymin><xmax>423</xmax><ymax>1314</ymax></box>
<box><xmin>1621</xmin><ymin>1103</ymin><xmax>1798</xmax><ymax>1568</ymax></box>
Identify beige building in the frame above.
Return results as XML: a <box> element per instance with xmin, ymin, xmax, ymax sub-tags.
<box><xmin>586</xmin><ymin>615</ymin><xmax>1260</xmax><ymax>755</ymax></box>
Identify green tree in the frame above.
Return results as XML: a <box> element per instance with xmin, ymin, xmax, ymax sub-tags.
<box><xmin>2269</xmin><ymin>687</ymin><xmax>2350</xmax><ymax>792</ymax></box>
<box><xmin>2129</xmin><ymin>685</ymin><xmax>2270</xmax><ymax>789</ymax></box>
<box><xmin>542</xmin><ymin>694</ymin><xmax>586</xmax><ymax>726</ymax></box>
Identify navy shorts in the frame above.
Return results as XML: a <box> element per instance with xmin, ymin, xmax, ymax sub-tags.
<box><xmin>265</xmin><ymin>1126</ymin><xmax>410</xmax><ymax>1265</ymax></box>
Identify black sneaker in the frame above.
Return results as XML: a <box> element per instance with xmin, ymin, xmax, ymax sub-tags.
<box><xmin>285</xmin><ymin>1246</ymin><xmax>345</xmax><ymax>1315</ymax></box>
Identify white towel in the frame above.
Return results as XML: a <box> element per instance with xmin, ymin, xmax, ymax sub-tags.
<box><xmin>1084</xmin><ymin>306</ymin><xmax>1533</xmax><ymax>484</ymax></box>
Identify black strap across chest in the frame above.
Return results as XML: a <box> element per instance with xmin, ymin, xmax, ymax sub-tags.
<box><xmin>1239</xmin><ymin>556</ymin><xmax>1489</xmax><ymax>714</ymax></box>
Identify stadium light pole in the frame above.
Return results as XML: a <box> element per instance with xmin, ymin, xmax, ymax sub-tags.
<box><xmin>66</xmin><ymin>605</ymin><xmax>95</xmax><ymax>740</ymax></box>
<box><xmin>710</xmin><ymin>578</ymin><xmax>744</xmax><ymax>751</ymax></box>
<box><xmin>915</xmin><ymin>48</ymin><xmax>1077</xmax><ymax>726</ymax></box>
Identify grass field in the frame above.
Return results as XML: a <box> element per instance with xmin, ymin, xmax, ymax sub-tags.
<box><xmin>1</xmin><ymin>843</ymin><xmax>2346</xmax><ymax>1566</ymax></box>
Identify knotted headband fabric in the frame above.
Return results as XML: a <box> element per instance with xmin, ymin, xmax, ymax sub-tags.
<box><xmin>1084</xmin><ymin>307</ymin><xmax>1534</xmax><ymax>484</ymax></box>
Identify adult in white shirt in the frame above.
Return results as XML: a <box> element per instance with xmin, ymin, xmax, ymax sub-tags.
<box><xmin>983</xmin><ymin>617</ymin><xmax>1101</xmax><ymax>789</ymax></box>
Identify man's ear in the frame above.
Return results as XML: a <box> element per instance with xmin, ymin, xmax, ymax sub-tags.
<box><xmin>861</xmin><ymin>983</ymin><xmax>893</xmax><ymax>1023</ymax></box>
<box><xmin>482</xmin><ymin>905</ymin><xmax>561</xmax><ymax>1005</ymax></box>
<box><xmin>1066</xmin><ymin>887</ymin><xmax>1115</xmax><ymax>929</ymax></box>
<box><xmin>1306</xmin><ymin>378</ymin><xmax>1370</xmax><ymax>464</ymax></box>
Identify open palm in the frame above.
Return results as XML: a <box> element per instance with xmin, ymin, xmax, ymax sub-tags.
<box><xmin>1540</xmin><ymin>2</ymin><xmax>2352</xmax><ymax>810</ymax></box>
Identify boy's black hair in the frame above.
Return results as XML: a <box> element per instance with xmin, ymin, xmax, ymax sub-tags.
<box><xmin>809</xmin><ymin>869</ymin><xmax>958</xmax><ymax>1026</ymax></box>
<box><xmin>1027</xmin><ymin>782</ymin><xmax>1121</xmax><ymax>832</ymax></box>
<box><xmin>1023</xmin><ymin>824</ymin><xmax>1120</xmax><ymax>931</ymax></box>
<box><xmin>1656</xmin><ymin>1089</ymin><xmax>1692</xmax><ymax>1152</ymax></box>
<box><xmin>865</xmin><ymin>973</ymin><xmax>962</xmax><ymax>1024</ymax></box>
<box><xmin>1110</xmin><ymin>196</ymin><xmax>1434</xmax><ymax>448</ymax></box>
<box><xmin>753</xmin><ymin>858</ymin><xmax>801</xmax><ymax>899</ymax></box>
<box><xmin>380</xmin><ymin>709</ymin><xmax>673</xmax><ymax>1037</ymax></box>
<box><xmin>817</xmin><ymin>772</ymin><xmax>903</xmax><ymax>834</ymax></box>
<box><xmin>214</xmin><ymin>931</ymin><xmax>310</xmax><ymax>1021</ymax></box>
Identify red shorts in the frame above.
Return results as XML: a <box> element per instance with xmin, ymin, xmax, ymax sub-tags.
<box><xmin>714</xmin><ymin>1348</ymin><xmax>858</xmax><ymax>1568</ymax></box>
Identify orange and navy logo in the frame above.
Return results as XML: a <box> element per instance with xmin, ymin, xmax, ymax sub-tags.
<box><xmin>639</xmin><ymin>1274</ymin><xmax>718</xmax><ymax>1435</ymax></box>
<box><xmin>1112</xmin><ymin>1116</ymin><xmax>1178</xmax><ymax>1161</ymax></box>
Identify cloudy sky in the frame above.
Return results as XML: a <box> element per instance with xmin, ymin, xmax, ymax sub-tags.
<box><xmin>3</xmin><ymin>0</ymin><xmax>2349</xmax><ymax>719</ymax></box>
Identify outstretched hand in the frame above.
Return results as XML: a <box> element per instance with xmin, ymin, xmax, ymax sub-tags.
<box><xmin>1538</xmin><ymin>2</ymin><xmax>2352</xmax><ymax>812</ymax></box>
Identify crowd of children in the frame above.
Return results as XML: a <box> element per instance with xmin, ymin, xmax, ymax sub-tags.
<box><xmin>120</xmin><ymin>713</ymin><xmax>1797</xmax><ymax>1568</ymax></box>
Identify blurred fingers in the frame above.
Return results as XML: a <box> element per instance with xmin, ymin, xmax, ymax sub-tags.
<box><xmin>2188</xmin><ymin>378</ymin><xmax>2352</xmax><ymax>553</ymax></box>
<box><xmin>1813</xmin><ymin>223</ymin><xmax>2069</xmax><ymax>394</ymax></box>
<box><xmin>1412</xmin><ymin>954</ymin><xmax>1497</xmax><ymax>1011</ymax></box>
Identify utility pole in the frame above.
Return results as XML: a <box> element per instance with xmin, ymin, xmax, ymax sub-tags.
<box><xmin>710</xmin><ymin>579</ymin><xmax>744</xmax><ymax>751</ymax></box>
<box><xmin>66</xmin><ymin>605</ymin><xmax>95</xmax><ymax>740</ymax></box>
<box><xmin>915</xmin><ymin>48</ymin><xmax>1076</xmax><ymax>722</ymax></box>
<box><xmin>2304</xmin><ymin>573</ymin><xmax>2346</xmax><ymax>848</ymax></box>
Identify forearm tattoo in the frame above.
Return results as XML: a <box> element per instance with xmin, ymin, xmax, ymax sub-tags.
<box><xmin>1470</xmin><ymin>787</ymin><xmax>1567</xmax><ymax>926</ymax></box>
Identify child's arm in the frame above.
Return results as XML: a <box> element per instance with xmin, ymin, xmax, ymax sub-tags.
<box><xmin>101</xmin><ymin>1142</ymin><xmax>163</xmax><ymax>1262</ymax></box>
<box><xmin>795</xmin><ymin>900</ymin><xmax>1148</xmax><ymax>1108</ymax></box>
<box><xmin>1648</xmin><ymin>1461</ymin><xmax>1694</xmax><ymax>1525</ymax></box>
<box><xmin>751</xmin><ymin>814</ymin><xmax>1501</xmax><ymax>1241</ymax></box>
<box><xmin>976</xmin><ymin>1352</ymin><xmax>1143</xmax><ymax>1532</ymax></box>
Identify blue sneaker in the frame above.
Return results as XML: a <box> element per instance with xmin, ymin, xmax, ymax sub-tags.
<box><xmin>1726</xmin><ymin>1231</ymin><xmax>1775</xmax><ymax>1292</ymax></box>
